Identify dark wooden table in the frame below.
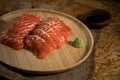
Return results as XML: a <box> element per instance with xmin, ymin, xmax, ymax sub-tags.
<box><xmin>0</xmin><ymin>0</ymin><xmax>120</xmax><ymax>80</ymax></box>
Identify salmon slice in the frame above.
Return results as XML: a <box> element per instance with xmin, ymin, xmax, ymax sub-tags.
<box><xmin>32</xmin><ymin>29</ymin><xmax>56</xmax><ymax>50</ymax></box>
<box><xmin>43</xmin><ymin>27</ymin><xmax>65</xmax><ymax>48</ymax></box>
<box><xmin>50</xmin><ymin>18</ymin><xmax>71</xmax><ymax>39</ymax></box>
<box><xmin>0</xmin><ymin>14</ymin><xmax>42</xmax><ymax>50</ymax></box>
<box><xmin>36</xmin><ymin>17</ymin><xmax>71</xmax><ymax>48</ymax></box>
<box><xmin>25</xmin><ymin>35</ymin><xmax>51</xmax><ymax>59</ymax></box>
<box><xmin>7</xmin><ymin>14</ymin><xmax>42</xmax><ymax>38</ymax></box>
<box><xmin>0</xmin><ymin>35</ymin><xmax>24</xmax><ymax>50</ymax></box>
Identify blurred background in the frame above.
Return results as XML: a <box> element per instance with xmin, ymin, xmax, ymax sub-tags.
<box><xmin>0</xmin><ymin>0</ymin><xmax>120</xmax><ymax>23</ymax></box>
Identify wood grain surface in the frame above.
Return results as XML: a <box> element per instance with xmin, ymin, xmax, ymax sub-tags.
<box><xmin>0</xmin><ymin>9</ymin><xmax>94</xmax><ymax>73</ymax></box>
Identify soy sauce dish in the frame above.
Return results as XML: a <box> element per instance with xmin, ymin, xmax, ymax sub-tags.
<box><xmin>80</xmin><ymin>9</ymin><xmax>111</xmax><ymax>29</ymax></box>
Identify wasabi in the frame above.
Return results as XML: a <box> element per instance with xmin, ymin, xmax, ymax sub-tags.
<box><xmin>73</xmin><ymin>37</ymin><xmax>85</xmax><ymax>48</ymax></box>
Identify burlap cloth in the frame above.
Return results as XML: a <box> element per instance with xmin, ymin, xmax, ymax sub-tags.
<box><xmin>0</xmin><ymin>0</ymin><xmax>120</xmax><ymax>80</ymax></box>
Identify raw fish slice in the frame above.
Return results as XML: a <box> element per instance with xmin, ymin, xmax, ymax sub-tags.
<box><xmin>0</xmin><ymin>14</ymin><xmax>42</xmax><ymax>50</ymax></box>
<box><xmin>37</xmin><ymin>17</ymin><xmax>70</xmax><ymax>47</ymax></box>
<box><xmin>25</xmin><ymin>35</ymin><xmax>51</xmax><ymax>59</ymax></box>
<box><xmin>0</xmin><ymin>35</ymin><xmax>24</xmax><ymax>50</ymax></box>
<box><xmin>32</xmin><ymin>29</ymin><xmax>56</xmax><ymax>49</ymax></box>
<box><xmin>25</xmin><ymin>17</ymin><xmax>71</xmax><ymax>59</ymax></box>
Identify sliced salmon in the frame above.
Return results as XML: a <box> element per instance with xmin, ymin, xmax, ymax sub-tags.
<box><xmin>0</xmin><ymin>14</ymin><xmax>43</xmax><ymax>50</ymax></box>
<box><xmin>36</xmin><ymin>17</ymin><xmax>71</xmax><ymax>48</ymax></box>
<box><xmin>32</xmin><ymin>29</ymin><xmax>56</xmax><ymax>50</ymax></box>
<box><xmin>25</xmin><ymin>17</ymin><xmax>71</xmax><ymax>59</ymax></box>
<box><xmin>25</xmin><ymin>35</ymin><xmax>51</xmax><ymax>59</ymax></box>
<box><xmin>0</xmin><ymin>35</ymin><xmax>24</xmax><ymax>50</ymax></box>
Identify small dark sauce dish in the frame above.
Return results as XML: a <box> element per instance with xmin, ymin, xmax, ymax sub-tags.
<box><xmin>79</xmin><ymin>9</ymin><xmax>111</xmax><ymax>29</ymax></box>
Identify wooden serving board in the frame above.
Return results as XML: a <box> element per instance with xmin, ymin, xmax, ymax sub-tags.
<box><xmin>0</xmin><ymin>9</ymin><xmax>94</xmax><ymax>74</ymax></box>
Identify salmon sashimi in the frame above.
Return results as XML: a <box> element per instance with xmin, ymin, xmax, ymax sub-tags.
<box><xmin>33</xmin><ymin>17</ymin><xmax>71</xmax><ymax>48</ymax></box>
<box><xmin>0</xmin><ymin>14</ymin><xmax>43</xmax><ymax>50</ymax></box>
<box><xmin>25</xmin><ymin>17</ymin><xmax>71</xmax><ymax>59</ymax></box>
<box><xmin>32</xmin><ymin>29</ymin><xmax>56</xmax><ymax>50</ymax></box>
<box><xmin>25</xmin><ymin>35</ymin><xmax>51</xmax><ymax>59</ymax></box>
<box><xmin>0</xmin><ymin>35</ymin><xmax>24</xmax><ymax>50</ymax></box>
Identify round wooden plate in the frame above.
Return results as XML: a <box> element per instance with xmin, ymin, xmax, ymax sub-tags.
<box><xmin>0</xmin><ymin>9</ymin><xmax>94</xmax><ymax>74</ymax></box>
